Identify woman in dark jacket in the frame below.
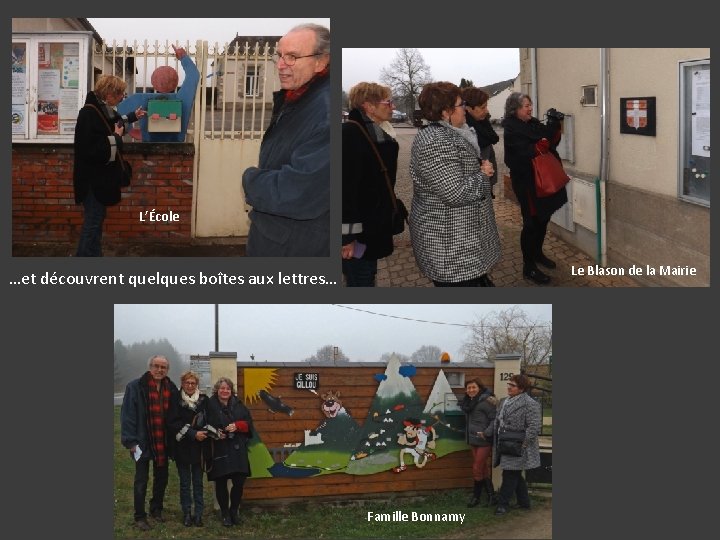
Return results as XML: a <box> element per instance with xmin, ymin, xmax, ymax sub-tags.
<box><xmin>462</xmin><ymin>87</ymin><xmax>499</xmax><ymax>197</ymax></box>
<box><xmin>501</xmin><ymin>92</ymin><xmax>565</xmax><ymax>284</ymax></box>
<box><xmin>168</xmin><ymin>371</ymin><xmax>209</xmax><ymax>527</ymax></box>
<box><xmin>460</xmin><ymin>378</ymin><xmax>498</xmax><ymax>507</ymax></box>
<box><xmin>205</xmin><ymin>377</ymin><xmax>254</xmax><ymax>527</ymax></box>
<box><xmin>341</xmin><ymin>82</ymin><xmax>400</xmax><ymax>286</ymax></box>
<box><xmin>73</xmin><ymin>75</ymin><xmax>144</xmax><ymax>256</ymax></box>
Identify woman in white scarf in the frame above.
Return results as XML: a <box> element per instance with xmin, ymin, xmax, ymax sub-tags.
<box><xmin>409</xmin><ymin>81</ymin><xmax>501</xmax><ymax>286</ymax></box>
<box><xmin>168</xmin><ymin>371</ymin><xmax>209</xmax><ymax>527</ymax></box>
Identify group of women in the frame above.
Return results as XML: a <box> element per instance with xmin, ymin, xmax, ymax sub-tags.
<box><xmin>168</xmin><ymin>372</ymin><xmax>253</xmax><ymax>527</ymax></box>
<box><xmin>461</xmin><ymin>374</ymin><xmax>542</xmax><ymax>515</ymax></box>
<box><xmin>341</xmin><ymin>81</ymin><xmax>566</xmax><ymax>286</ymax></box>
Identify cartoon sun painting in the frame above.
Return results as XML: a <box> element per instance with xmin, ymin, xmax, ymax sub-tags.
<box><xmin>243</xmin><ymin>368</ymin><xmax>278</xmax><ymax>404</ymax></box>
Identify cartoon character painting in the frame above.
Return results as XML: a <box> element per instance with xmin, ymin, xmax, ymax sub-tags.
<box><xmin>321</xmin><ymin>390</ymin><xmax>346</xmax><ymax>418</ymax></box>
<box><xmin>393</xmin><ymin>417</ymin><xmax>437</xmax><ymax>473</ymax></box>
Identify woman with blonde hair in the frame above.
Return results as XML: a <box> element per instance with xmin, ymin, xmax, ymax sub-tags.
<box><xmin>342</xmin><ymin>82</ymin><xmax>400</xmax><ymax>286</ymax></box>
<box><xmin>73</xmin><ymin>75</ymin><xmax>145</xmax><ymax>256</ymax></box>
<box><xmin>168</xmin><ymin>371</ymin><xmax>209</xmax><ymax>526</ymax></box>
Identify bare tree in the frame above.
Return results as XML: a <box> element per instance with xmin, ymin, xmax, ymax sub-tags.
<box><xmin>411</xmin><ymin>345</ymin><xmax>443</xmax><ymax>363</ymax></box>
<box><xmin>305</xmin><ymin>345</ymin><xmax>349</xmax><ymax>363</ymax></box>
<box><xmin>380</xmin><ymin>48</ymin><xmax>433</xmax><ymax>116</ymax></box>
<box><xmin>380</xmin><ymin>351</ymin><xmax>411</xmax><ymax>363</ymax></box>
<box><xmin>462</xmin><ymin>306</ymin><xmax>552</xmax><ymax>367</ymax></box>
<box><xmin>459</xmin><ymin>78</ymin><xmax>475</xmax><ymax>88</ymax></box>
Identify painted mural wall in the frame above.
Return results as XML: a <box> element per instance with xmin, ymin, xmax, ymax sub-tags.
<box><xmin>233</xmin><ymin>358</ymin><xmax>496</xmax><ymax>500</ymax></box>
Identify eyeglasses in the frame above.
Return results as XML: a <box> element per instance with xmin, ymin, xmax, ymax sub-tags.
<box><xmin>378</xmin><ymin>99</ymin><xmax>394</xmax><ymax>106</ymax></box>
<box><xmin>272</xmin><ymin>52</ymin><xmax>321</xmax><ymax>66</ymax></box>
<box><xmin>150</xmin><ymin>364</ymin><xmax>168</xmax><ymax>370</ymax></box>
<box><xmin>183</xmin><ymin>380</ymin><xmax>198</xmax><ymax>386</ymax></box>
<box><xmin>507</xmin><ymin>382</ymin><xmax>518</xmax><ymax>387</ymax></box>
<box><xmin>454</xmin><ymin>100</ymin><xmax>467</xmax><ymax>109</ymax></box>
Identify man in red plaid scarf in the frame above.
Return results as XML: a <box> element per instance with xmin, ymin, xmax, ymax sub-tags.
<box><xmin>121</xmin><ymin>355</ymin><xmax>179</xmax><ymax>531</ymax></box>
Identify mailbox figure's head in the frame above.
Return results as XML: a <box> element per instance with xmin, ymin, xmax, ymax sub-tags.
<box><xmin>151</xmin><ymin>66</ymin><xmax>179</xmax><ymax>93</ymax></box>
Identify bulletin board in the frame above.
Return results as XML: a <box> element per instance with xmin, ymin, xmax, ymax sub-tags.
<box><xmin>678</xmin><ymin>59</ymin><xmax>710</xmax><ymax>206</ymax></box>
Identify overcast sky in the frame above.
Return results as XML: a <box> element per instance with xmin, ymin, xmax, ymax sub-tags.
<box><xmin>88</xmin><ymin>18</ymin><xmax>331</xmax><ymax>45</ymax></box>
<box><xmin>114</xmin><ymin>304</ymin><xmax>551</xmax><ymax>363</ymax></box>
<box><xmin>342</xmin><ymin>48</ymin><xmax>519</xmax><ymax>93</ymax></box>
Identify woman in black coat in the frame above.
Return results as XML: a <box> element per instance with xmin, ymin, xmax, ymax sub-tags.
<box><xmin>168</xmin><ymin>371</ymin><xmax>208</xmax><ymax>527</ymax></box>
<box><xmin>73</xmin><ymin>75</ymin><xmax>144</xmax><ymax>256</ymax></box>
<box><xmin>460</xmin><ymin>378</ymin><xmax>498</xmax><ymax>507</ymax></box>
<box><xmin>341</xmin><ymin>82</ymin><xmax>400</xmax><ymax>286</ymax></box>
<box><xmin>205</xmin><ymin>377</ymin><xmax>253</xmax><ymax>527</ymax></box>
<box><xmin>501</xmin><ymin>92</ymin><xmax>566</xmax><ymax>284</ymax></box>
<box><xmin>462</xmin><ymin>87</ymin><xmax>499</xmax><ymax>197</ymax></box>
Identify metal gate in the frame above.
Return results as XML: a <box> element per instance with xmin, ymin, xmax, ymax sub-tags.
<box><xmin>94</xmin><ymin>38</ymin><xmax>280</xmax><ymax>239</ymax></box>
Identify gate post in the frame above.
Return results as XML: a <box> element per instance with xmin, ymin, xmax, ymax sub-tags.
<box><xmin>492</xmin><ymin>353</ymin><xmax>522</xmax><ymax>489</ymax></box>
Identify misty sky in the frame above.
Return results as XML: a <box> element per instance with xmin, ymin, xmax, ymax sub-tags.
<box><xmin>114</xmin><ymin>304</ymin><xmax>551</xmax><ymax>363</ymax></box>
<box><xmin>88</xmin><ymin>18</ymin><xmax>331</xmax><ymax>45</ymax></box>
<box><xmin>342</xmin><ymin>49</ymin><xmax>520</xmax><ymax>93</ymax></box>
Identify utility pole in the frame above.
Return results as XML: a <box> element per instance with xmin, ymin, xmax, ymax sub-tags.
<box><xmin>214</xmin><ymin>304</ymin><xmax>219</xmax><ymax>352</ymax></box>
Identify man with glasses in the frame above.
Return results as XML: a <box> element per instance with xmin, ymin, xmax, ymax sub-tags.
<box><xmin>121</xmin><ymin>355</ymin><xmax>179</xmax><ymax>531</ymax></box>
<box><xmin>242</xmin><ymin>23</ymin><xmax>330</xmax><ymax>256</ymax></box>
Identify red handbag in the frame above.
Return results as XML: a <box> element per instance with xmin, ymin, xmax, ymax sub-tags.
<box><xmin>532</xmin><ymin>151</ymin><xmax>570</xmax><ymax>197</ymax></box>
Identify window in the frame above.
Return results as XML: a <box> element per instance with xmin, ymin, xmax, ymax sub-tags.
<box><xmin>445</xmin><ymin>372</ymin><xmax>465</xmax><ymax>388</ymax></box>
<box><xmin>580</xmin><ymin>85</ymin><xmax>597</xmax><ymax>106</ymax></box>
<box><xmin>12</xmin><ymin>32</ymin><xmax>92</xmax><ymax>143</ymax></box>
<box><xmin>245</xmin><ymin>67</ymin><xmax>260</xmax><ymax>97</ymax></box>
<box><xmin>678</xmin><ymin>59</ymin><xmax>710</xmax><ymax>206</ymax></box>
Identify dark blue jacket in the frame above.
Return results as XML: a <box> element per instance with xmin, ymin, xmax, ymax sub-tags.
<box><xmin>242</xmin><ymin>75</ymin><xmax>330</xmax><ymax>256</ymax></box>
<box><xmin>120</xmin><ymin>373</ymin><xmax>179</xmax><ymax>461</ymax></box>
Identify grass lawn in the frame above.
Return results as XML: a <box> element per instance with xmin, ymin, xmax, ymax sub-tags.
<box><xmin>114</xmin><ymin>406</ymin><xmax>549</xmax><ymax>538</ymax></box>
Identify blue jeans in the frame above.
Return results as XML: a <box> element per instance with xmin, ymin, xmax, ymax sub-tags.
<box><xmin>133</xmin><ymin>459</ymin><xmax>169</xmax><ymax>521</ymax></box>
<box><xmin>76</xmin><ymin>191</ymin><xmax>106</xmax><ymax>256</ymax></box>
<box><xmin>342</xmin><ymin>258</ymin><xmax>378</xmax><ymax>287</ymax></box>
<box><xmin>176</xmin><ymin>461</ymin><xmax>204</xmax><ymax>516</ymax></box>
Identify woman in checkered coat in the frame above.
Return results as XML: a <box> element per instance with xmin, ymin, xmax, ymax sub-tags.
<box><xmin>409</xmin><ymin>82</ymin><xmax>501</xmax><ymax>286</ymax></box>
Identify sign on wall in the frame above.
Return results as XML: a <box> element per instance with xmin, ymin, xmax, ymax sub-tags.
<box><xmin>619</xmin><ymin>97</ymin><xmax>656</xmax><ymax>136</ymax></box>
<box><xmin>294</xmin><ymin>372</ymin><xmax>319</xmax><ymax>390</ymax></box>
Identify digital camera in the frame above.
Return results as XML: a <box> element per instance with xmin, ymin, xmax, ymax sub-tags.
<box><xmin>546</xmin><ymin>108</ymin><xmax>565</xmax><ymax>120</ymax></box>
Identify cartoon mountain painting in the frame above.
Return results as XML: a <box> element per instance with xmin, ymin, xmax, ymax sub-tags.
<box><xmin>247</xmin><ymin>433</ymin><xmax>275</xmax><ymax>478</ymax></box>
<box><xmin>347</xmin><ymin>360</ymin><xmax>468</xmax><ymax>475</ymax></box>
<box><xmin>423</xmin><ymin>369</ymin><xmax>461</xmax><ymax>414</ymax></box>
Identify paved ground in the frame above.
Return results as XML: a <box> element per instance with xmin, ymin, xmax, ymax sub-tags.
<box><xmin>376</xmin><ymin>124</ymin><xmax>640</xmax><ymax>288</ymax></box>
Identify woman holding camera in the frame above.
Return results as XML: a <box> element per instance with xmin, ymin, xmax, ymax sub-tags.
<box><xmin>502</xmin><ymin>92</ymin><xmax>565</xmax><ymax>284</ymax></box>
<box><xmin>168</xmin><ymin>371</ymin><xmax>209</xmax><ymax>527</ymax></box>
<box><xmin>492</xmin><ymin>374</ymin><xmax>541</xmax><ymax>515</ymax></box>
<box><xmin>342</xmin><ymin>82</ymin><xmax>400</xmax><ymax>286</ymax></box>
<box><xmin>206</xmin><ymin>377</ymin><xmax>254</xmax><ymax>527</ymax></box>
<box><xmin>409</xmin><ymin>81</ymin><xmax>501</xmax><ymax>287</ymax></box>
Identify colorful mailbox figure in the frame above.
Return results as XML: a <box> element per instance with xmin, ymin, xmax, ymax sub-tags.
<box><xmin>147</xmin><ymin>99</ymin><xmax>182</xmax><ymax>133</ymax></box>
<box><xmin>117</xmin><ymin>45</ymin><xmax>199</xmax><ymax>142</ymax></box>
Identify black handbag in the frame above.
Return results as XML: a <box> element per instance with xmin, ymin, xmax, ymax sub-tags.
<box><xmin>497</xmin><ymin>429</ymin><xmax>525</xmax><ymax>457</ymax></box>
<box><xmin>347</xmin><ymin>119</ymin><xmax>408</xmax><ymax>235</ymax></box>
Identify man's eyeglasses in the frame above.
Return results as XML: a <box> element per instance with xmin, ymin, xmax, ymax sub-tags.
<box><xmin>454</xmin><ymin>100</ymin><xmax>467</xmax><ymax>109</ymax></box>
<box><xmin>150</xmin><ymin>364</ymin><xmax>168</xmax><ymax>370</ymax></box>
<box><xmin>272</xmin><ymin>52</ymin><xmax>321</xmax><ymax>66</ymax></box>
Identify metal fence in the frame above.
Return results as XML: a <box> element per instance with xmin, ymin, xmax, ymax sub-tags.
<box><xmin>92</xmin><ymin>39</ymin><xmax>279</xmax><ymax>140</ymax></box>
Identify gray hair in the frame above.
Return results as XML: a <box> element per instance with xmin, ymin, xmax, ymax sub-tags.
<box><xmin>213</xmin><ymin>377</ymin><xmax>236</xmax><ymax>395</ymax></box>
<box><xmin>289</xmin><ymin>23</ymin><xmax>330</xmax><ymax>56</ymax></box>
<box><xmin>504</xmin><ymin>92</ymin><xmax>532</xmax><ymax>118</ymax></box>
<box><xmin>147</xmin><ymin>355</ymin><xmax>169</xmax><ymax>368</ymax></box>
